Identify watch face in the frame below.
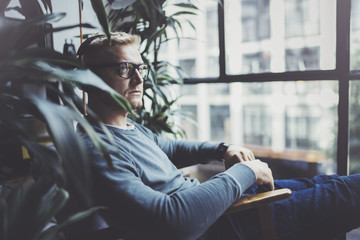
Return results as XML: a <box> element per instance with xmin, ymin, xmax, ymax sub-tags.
<box><xmin>217</xmin><ymin>143</ymin><xmax>229</xmax><ymax>159</ymax></box>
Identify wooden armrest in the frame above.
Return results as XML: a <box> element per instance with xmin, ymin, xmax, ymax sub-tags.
<box><xmin>224</xmin><ymin>188</ymin><xmax>292</xmax><ymax>215</ymax></box>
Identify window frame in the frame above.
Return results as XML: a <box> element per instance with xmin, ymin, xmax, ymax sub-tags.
<box><xmin>183</xmin><ymin>0</ymin><xmax>353</xmax><ymax>175</ymax></box>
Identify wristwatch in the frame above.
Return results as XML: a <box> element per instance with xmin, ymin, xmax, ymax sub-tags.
<box><xmin>216</xmin><ymin>142</ymin><xmax>230</xmax><ymax>160</ymax></box>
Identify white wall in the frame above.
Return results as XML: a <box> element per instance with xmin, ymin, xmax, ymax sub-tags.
<box><xmin>51</xmin><ymin>0</ymin><xmax>101</xmax><ymax>53</ymax></box>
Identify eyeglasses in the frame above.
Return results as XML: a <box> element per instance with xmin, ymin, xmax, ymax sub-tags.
<box><xmin>87</xmin><ymin>62</ymin><xmax>149</xmax><ymax>80</ymax></box>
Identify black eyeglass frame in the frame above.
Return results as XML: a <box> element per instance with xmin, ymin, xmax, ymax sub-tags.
<box><xmin>86</xmin><ymin>62</ymin><xmax>149</xmax><ymax>80</ymax></box>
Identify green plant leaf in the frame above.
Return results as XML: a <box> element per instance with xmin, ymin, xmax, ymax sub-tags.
<box><xmin>32</xmin><ymin>62</ymin><xmax>133</xmax><ymax>113</ymax></box>
<box><xmin>90</xmin><ymin>0</ymin><xmax>111</xmax><ymax>42</ymax></box>
<box><xmin>173</xmin><ymin>3</ymin><xmax>199</xmax><ymax>10</ymax></box>
<box><xmin>0</xmin><ymin>0</ymin><xmax>11</xmax><ymax>16</ymax></box>
<box><xmin>19</xmin><ymin>0</ymin><xmax>44</xmax><ymax>18</ymax></box>
<box><xmin>4</xmin><ymin>47</ymin><xmax>85</xmax><ymax>69</ymax></box>
<box><xmin>29</xmin><ymin>95</ymin><xmax>93</xmax><ymax>205</ymax></box>
<box><xmin>0</xmin><ymin>13</ymin><xmax>66</xmax><ymax>57</ymax></box>
<box><xmin>100</xmin><ymin>0</ymin><xmax>198</xmax><ymax>137</ymax></box>
<box><xmin>51</xmin><ymin>23</ymin><xmax>95</xmax><ymax>33</ymax></box>
<box><xmin>37</xmin><ymin>206</ymin><xmax>106</xmax><ymax>240</ymax></box>
<box><xmin>170</xmin><ymin>11</ymin><xmax>197</xmax><ymax>17</ymax></box>
<box><xmin>0</xmin><ymin>178</ymin><xmax>69</xmax><ymax>240</ymax></box>
<box><xmin>39</xmin><ymin>0</ymin><xmax>52</xmax><ymax>13</ymax></box>
<box><xmin>33</xmin><ymin>184</ymin><xmax>69</xmax><ymax>239</ymax></box>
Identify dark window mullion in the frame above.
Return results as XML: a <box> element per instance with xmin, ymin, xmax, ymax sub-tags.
<box><xmin>185</xmin><ymin>70</ymin><xmax>339</xmax><ymax>84</ymax></box>
<box><xmin>336</xmin><ymin>0</ymin><xmax>351</xmax><ymax>176</ymax></box>
<box><xmin>218</xmin><ymin>0</ymin><xmax>226</xmax><ymax>79</ymax></box>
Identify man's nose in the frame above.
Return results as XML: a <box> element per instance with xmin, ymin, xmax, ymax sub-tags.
<box><xmin>132</xmin><ymin>69</ymin><xmax>144</xmax><ymax>84</ymax></box>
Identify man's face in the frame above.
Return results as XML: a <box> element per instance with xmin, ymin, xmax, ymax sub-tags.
<box><xmin>88</xmin><ymin>44</ymin><xmax>145</xmax><ymax>110</ymax></box>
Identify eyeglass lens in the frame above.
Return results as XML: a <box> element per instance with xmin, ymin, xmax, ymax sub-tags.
<box><xmin>118</xmin><ymin>63</ymin><xmax>148</xmax><ymax>79</ymax></box>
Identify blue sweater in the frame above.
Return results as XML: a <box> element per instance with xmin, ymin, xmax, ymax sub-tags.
<box><xmin>83</xmin><ymin>121</ymin><xmax>256</xmax><ymax>240</ymax></box>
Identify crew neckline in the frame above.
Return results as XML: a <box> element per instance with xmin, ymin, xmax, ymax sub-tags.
<box><xmin>105</xmin><ymin>123</ymin><xmax>135</xmax><ymax>130</ymax></box>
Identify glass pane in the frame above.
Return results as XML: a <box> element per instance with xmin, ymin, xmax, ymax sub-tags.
<box><xmin>210</xmin><ymin>105</ymin><xmax>231</xmax><ymax>142</ymax></box>
<box><xmin>348</xmin><ymin>80</ymin><xmax>360</xmax><ymax>240</ymax></box>
<box><xmin>349</xmin><ymin>80</ymin><xmax>360</xmax><ymax>174</ymax></box>
<box><xmin>161</xmin><ymin>1</ymin><xmax>219</xmax><ymax>78</ymax></box>
<box><xmin>180</xmin><ymin>105</ymin><xmax>198</xmax><ymax>141</ymax></box>
<box><xmin>178</xmin><ymin>81</ymin><xmax>338</xmax><ymax>178</ymax></box>
<box><xmin>224</xmin><ymin>0</ymin><xmax>336</xmax><ymax>75</ymax></box>
<box><xmin>351</xmin><ymin>0</ymin><xmax>360</xmax><ymax>70</ymax></box>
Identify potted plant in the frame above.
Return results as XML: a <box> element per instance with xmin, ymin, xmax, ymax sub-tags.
<box><xmin>107</xmin><ymin>0</ymin><xmax>198</xmax><ymax>137</ymax></box>
<box><xmin>0</xmin><ymin>0</ymin><xmax>200</xmax><ymax>239</ymax></box>
<box><xmin>0</xmin><ymin>0</ymin><xmax>131</xmax><ymax>239</ymax></box>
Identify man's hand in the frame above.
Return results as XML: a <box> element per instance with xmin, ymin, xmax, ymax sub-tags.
<box><xmin>224</xmin><ymin>145</ymin><xmax>255</xmax><ymax>169</ymax></box>
<box><xmin>242</xmin><ymin>160</ymin><xmax>275</xmax><ymax>191</ymax></box>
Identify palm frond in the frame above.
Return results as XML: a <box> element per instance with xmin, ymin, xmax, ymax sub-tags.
<box><xmin>90</xmin><ymin>0</ymin><xmax>111</xmax><ymax>42</ymax></box>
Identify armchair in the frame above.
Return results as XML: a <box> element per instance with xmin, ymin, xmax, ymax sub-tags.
<box><xmin>65</xmin><ymin>188</ymin><xmax>292</xmax><ymax>240</ymax></box>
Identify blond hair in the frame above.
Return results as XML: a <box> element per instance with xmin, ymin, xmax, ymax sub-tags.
<box><xmin>86</xmin><ymin>32</ymin><xmax>141</xmax><ymax>48</ymax></box>
<box><xmin>79</xmin><ymin>32</ymin><xmax>141</xmax><ymax>64</ymax></box>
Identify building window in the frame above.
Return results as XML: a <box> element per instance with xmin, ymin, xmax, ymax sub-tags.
<box><xmin>285</xmin><ymin>106</ymin><xmax>319</xmax><ymax>150</ymax></box>
<box><xmin>349</xmin><ymin>81</ymin><xmax>360</xmax><ymax>174</ymax></box>
<box><xmin>351</xmin><ymin>0</ymin><xmax>360</xmax><ymax>70</ymax></box>
<box><xmin>241</xmin><ymin>0</ymin><xmax>270</xmax><ymax>42</ymax></box>
<box><xmin>284</xmin><ymin>0</ymin><xmax>320</xmax><ymax>38</ymax></box>
<box><xmin>180</xmin><ymin>84</ymin><xmax>197</xmax><ymax>96</ymax></box>
<box><xmin>179</xmin><ymin>59</ymin><xmax>196</xmax><ymax>77</ymax></box>
<box><xmin>206</xmin><ymin>56</ymin><xmax>220</xmax><ymax>78</ymax></box>
<box><xmin>243</xmin><ymin>105</ymin><xmax>272</xmax><ymax>146</ymax></box>
<box><xmin>180</xmin><ymin>105</ymin><xmax>198</xmax><ymax>140</ymax></box>
<box><xmin>243</xmin><ymin>82</ymin><xmax>272</xmax><ymax>95</ymax></box>
<box><xmin>225</xmin><ymin>0</ymin><xmax>335</xmax><ymax>75</ymax></box>
<box><xmin>209</xmin><ymin>83</ymin><xmax>230</xmax><ymax>95</ymax></box>
<box><xmin>210</xmin><ymin>105</ymin><xmax>230</xmax><ymax>142</ymax></box>
<box><xmin>206</xmin><ymin>7</ymin><xmax>218</xmax><ymax>48</ymax></box>
<box><xmin>352</xmin><ymin>0</ymin><xmax>360</xmax><ymax>30</ymax></box>
<box><xmin>242</xmin><ymin>52</ymin><xmax>271</xmax><ymax>74</ymax></box>
<box><xmin>285</xmin><ymin>47</ymin><xmax>320</xmax><ymax>71</ymax></box>
<box><xmin>283</xmin><ymin>81</ymin><xmax>321</xmax><ymax>96</ymax></box>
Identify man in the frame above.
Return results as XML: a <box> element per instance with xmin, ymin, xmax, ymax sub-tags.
<box><xmin>74</xmin><ymin>32</ymin><xmax>360</xmax><ymax>240</ymax></box>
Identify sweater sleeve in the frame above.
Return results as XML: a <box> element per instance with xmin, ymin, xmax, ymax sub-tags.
<box><xmin>133</xmin><ymin>122</ymin><xmax>221</xmax><ymax>167</ymax></box>
<box><xmin>157</xmin><ymin>138</ymin><xmax>221</xmax><ymax>168</ymax></box>
<box><xmin>89</xmin><ymin>144</ymin><xmax>255</xmax><ymax>240</ymax></box>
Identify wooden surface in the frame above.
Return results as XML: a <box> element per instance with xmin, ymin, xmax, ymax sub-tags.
<box><xmin>224</xmin><ymin>188</ymin><xmax>292</xmax><ymax>214</ymax></box>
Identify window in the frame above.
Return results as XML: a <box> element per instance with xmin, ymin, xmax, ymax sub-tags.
<box><xmin>242</xmin><ymin>52</ymin><xmax>271</xmax><ymax>74</ymax></box>
<box><xmin>180</xmin><ymin>105</ymin><xmax>198</xmax><ymax>140</ymax></box>
<box><xmin>349</xmin><ymin>81</ymin><xmax>360</xmax><ymax>174</ymax></box>
<box><xmin>206</xmin><ymin>56</ymin><xmax>220</xmax><ymax>78</ymax></box>
<box><xmin>206</xmin><ymin>7</ymin><xmax>218</xmax><ymax>48</ymax></box>
<box><xmin>173</xmin><ymin>0</ymin><xmax>358</xmax><ymax>237</ymax></box>
<box><xmin>285</xmin><ymin>47</ymin><xmax>320</xmax><ymax>71</ymax></box>
<box><xmin>241</xmin><ymin>0</ymin><xmax>270</xmax><ymax>42</ymax></box>
<box><xmin>179</xmin><ymin>59</ymin><xmax>196</xmax><ymax>77</ymax></box>
<box><xmin>284</xmin><ymin>0</ymin><xmax>320</xmax><ymax>38</ymax></box>
<box><xmin>180</xmin><ymin>84</ymin><xmax>197</xmax><ymax>96</ymax></box>
<box><xmin>351</xmin><ymin>0</ymin><xmax>360</xmax><ymax>70</ymax></box>
<box><xmin>210</xmin><ymin>105</ymin><xmax>230</xmax><ymax>142</ymax></box>
<box><xmin>351</xmin><ymin>0</ymin><xmax>360</xmax><ymax>30</ymax></box>
<box><xmin>225</xmin><ymin>0</ymin><xmax>336</xmax><ymax>75</ymax></box>
<box><xmin>285</xmin><ymin>106</ymin><xmax>320</xmax><ymax>149</ymax></box>
<box><xmin>243</xmin><ymin>105</ymin><xmax>272</xmax><ymax>146</ymax></box>
<box><xmin>173</xmin><ymin>0</ymin><xmax>355</xmax><ymax>181</ymax></box>
<box><xmin>209</xmin><ymin>83</ymin><xmax>230</xmax><ymax>95</ymax></box>
<box><xmin>243</xmin><ymin>82</ymin><xmax>271</xmax><ymax>95</ymax></box>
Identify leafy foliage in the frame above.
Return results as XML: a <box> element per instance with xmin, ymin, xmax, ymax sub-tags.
<box><xmin>108</xmin><ymin>0</ymin><xmax>198</xmax><ymax>137</ymax></box>
<box><xmin>0</xmin><ymin>0</ymin><xmax>201</xmax><ymax>239</ymax></box>
<box><xmin>0</xmin><ymin>0</ymin><xmax>130</xmax><ymax>239</ymax></box>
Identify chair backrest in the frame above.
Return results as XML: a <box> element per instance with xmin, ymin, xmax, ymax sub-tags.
<box><xmin>60</xmin><ymin>210</ymin><xmax>127</xmax><ymax>240</ymax></box>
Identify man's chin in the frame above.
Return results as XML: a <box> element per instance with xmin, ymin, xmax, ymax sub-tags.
<box><xmin>130</xmin><ymin>102</ymin><xmax>143</xmax><ymax>110</ymax></box>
